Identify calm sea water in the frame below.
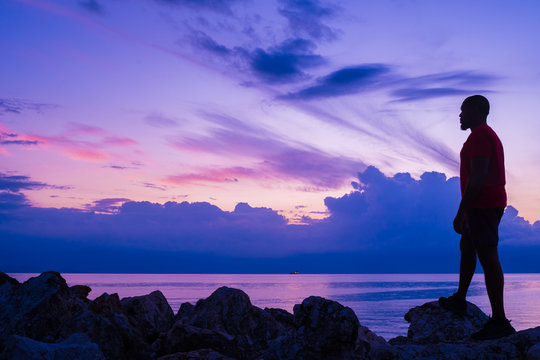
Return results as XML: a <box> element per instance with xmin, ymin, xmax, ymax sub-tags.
<box><xmin>9</xmin><ymin>273</ymin><xmax>540</xmax><ymax>340</ymax></box>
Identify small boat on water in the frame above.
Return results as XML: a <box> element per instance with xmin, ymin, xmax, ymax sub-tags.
<box><xmin>289</xmin><ymin>270</ymin><xmax>300</xmax><ymax>274</ymax></box>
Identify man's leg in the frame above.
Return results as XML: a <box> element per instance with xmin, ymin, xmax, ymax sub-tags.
<box><xmin>456</xmin><ymin>234</ymin><xmax>477</xmax><ymax>299</ymax></box>
<box><xmin>477</xmin><ymin>246</ymin><xmax>506</xmax><ymax>319</ymax></box>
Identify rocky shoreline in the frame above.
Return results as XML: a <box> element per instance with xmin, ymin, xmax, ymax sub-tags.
<box><xmin>1</xmin><ymin>271</ymin><xmax>539</xmax><ymax>359</ymax></box>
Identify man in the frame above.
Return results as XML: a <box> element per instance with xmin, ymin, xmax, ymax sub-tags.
<box><xmin>439</xmin><ymin>95</ymin><xmax>515</xmax><ymax>340</ymax></box>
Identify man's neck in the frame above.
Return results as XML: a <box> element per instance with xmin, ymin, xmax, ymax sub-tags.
<box><xmin>470</xmin><ymin>120</ymin><xmax>487</xmax><ymax>131</ymax></box>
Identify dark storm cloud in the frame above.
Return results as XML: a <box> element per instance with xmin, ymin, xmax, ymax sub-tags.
<box><xmin>278</xmin><ymin>0</ymin><xmax>338</xmax><ymax>41</ymax></box>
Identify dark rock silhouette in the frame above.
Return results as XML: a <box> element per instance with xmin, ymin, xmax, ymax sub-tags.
<box><xmin>404</xmin><ymin>300</ymin><xmax>488</xmax><ymax>344</ymax></box>
<box><xmin>1</xmin><ymin>271</ymin><xmax>540</xmax><ymax>360</ymax></box>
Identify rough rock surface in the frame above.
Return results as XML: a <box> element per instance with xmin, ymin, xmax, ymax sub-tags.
<box><xmin>121</xmin><ymin>290</ymin><xmax>175</xmax><ymax>342</ymax></box>
<box><xmin>161</xmin><ymin>286</ymin><xmax>285</xmax><ymax>359</ymax></box>
<box><xmin>264</xmin><ymin>296</ymin><xmax>360</xmax><ymax>360</ymax></box>
<box><xmin>404</xmin><ymin>300</ymin><xmax>488</xmax><ymax>344</ymax></box>
<box><xmin>528</xmin><ymin>342</ymin><xmax>540</xmax><ymax>360</ymax></box>
<box><xmin>1</xmin><ymin>333</ymin><xmax>106</xmax><ymax>360</ymax></box>
<box><xmin>157</xmin><ymin>348</ymin><xmax>237</xmax><ymax>360</ymax></box>
<box><xmin>369</xmin><ymin>300</ymin><xmax>540</xmax><ymax>360</ymax></box>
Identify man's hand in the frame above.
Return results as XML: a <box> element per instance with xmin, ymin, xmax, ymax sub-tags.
<box><xmin>453</xmin><ymin>210</ymin><xmax>465</xmax><ymax>234</ymax></box>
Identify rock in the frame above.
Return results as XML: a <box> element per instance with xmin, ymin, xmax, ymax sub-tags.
<box><xmin>159</xmin><ymin>323</ymin><xmax>237</xmax><ymax>358</ymax></box>
<box><xmin>122</xmin><ymin>290</ymin><xmax>175</xmax><ymax>343</ymax></box>
<box><xmin>164</xmin><ymin>286</ymin><xmax>286</xmax><ymax>359</ymax></box>
<box><xmin>176</xmin><ymin>302</ymin><xmax>195</xmax><ymax>322</ymax></box>
<box><xmin>0</xmin><ymin>271</ymin><xmax>87</xmax><ymax>341</ymax></box>
<box><xmin>0</xmin><ymin>271</ymin><xmax>152</xmax><ymax>360</ymax></box>
<box><xmin>404</xmin><ymin>300</ymin><xmax>488</xmax><ymax>344</ymax></box>
<box><xmin>1</xmin><ymin>333</ymin><xmax>106</xmax><ymax>360</ymax></box>
<box><xmin>70</xmin><ymin>285</ymin><xmax>91</xmax><ymax>299</ymax></box>
<box><xmin>265</xmin><ymin>296</ymin><xmax>359</xmax><ymax>360</ymax></box>
<box><xmin>64</xmin><ymin>292</ymin><xmax>151</xmax><ymax>360</ymax></box>
<box><xmin>528</xmin><ymin>342</ymin><xmax>540</xmax><ymax>360</ymax></box>
<box><xmin>0</xmin><ymin>272</ymin><xmax>19</xmax><ymax>287</ymax></box>
<box><xmin>373</xmin><ymin>301</ymin><xmax>540</xmax><ymax>360</ymax></box>
<box><xmin>355</xmin><ymin>324</ymin><xmax>387</xmax><ymax>358</ymax></box>
<box><xmin>157</xmin><ymin>348</ymin><xmax>237</xmax><ymax>360</ymax></box>
<box><xmin>264</xmin><ymin>308</ymin><xmax>295</xmax><ymax>330</ymax></box>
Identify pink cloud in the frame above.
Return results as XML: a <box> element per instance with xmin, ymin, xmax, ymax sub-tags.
<box><xmin>162</xmin><ymin>167</ymin><xmax>261</xmax><ymax>185</ymax></box>
<box><xmin>26</xmin><ymin>123</ymin><xmax>139</xmax><ymax>163</ymax></box>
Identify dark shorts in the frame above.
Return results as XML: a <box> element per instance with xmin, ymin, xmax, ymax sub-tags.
<box><xmin>461</xmin><ymin>208</ymin><xmax>504</xmax><ymax>249</ymax></box>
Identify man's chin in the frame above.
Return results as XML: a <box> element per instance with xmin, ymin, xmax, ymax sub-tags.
<box><xmin>460</xmin><ymin>124</ymin><xmax>468</xmax><ymax>130</ymax></box>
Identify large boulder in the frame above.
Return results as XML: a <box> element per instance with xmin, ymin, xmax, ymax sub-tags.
<box><xmin>121</xmin><ymin>290</ymin><xmax>174</xmax><ymax>343</ymax></box>
<box><xmin>0</xmin><ymin>271</ymin><xmax>87</xmax><ymax>342</ymax></box>
<box><xmin>0</xmin><ymin>272</ymin><xmax>152</xmax><ymax>360</ymax></box>
<box><xmin>162</xmin><ymin>287</ymin><xmax>286</xmax><ymax>359</ymax></box>
<box><xmin>265</xmin><ymin>296</ymin><xmax>360</xmax><ymax>360</ymax></box>
<box><xmin>63</xmin><ymin>292</ymin><xmax>151</xmax><ymax>360</ymax></box>
<box><xmin>368</xmin><ymin>301</ymin><xmax>540</xmax><ymax>360</ymax></box>
<box><xmin>157</xmin><ymin>348</ymin><xmax>237</xmax><ymax>360</ymax></box>
<box><xmin>404</xmin><ymin>300</ymin><xmax>488</xmax><ymax>344</ymax></box>
<box><xmin>0</xmin><ymin>333</ymin><xmax>106</xmax><ymax>360</ymax></box>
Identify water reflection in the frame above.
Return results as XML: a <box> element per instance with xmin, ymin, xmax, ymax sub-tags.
<box><xmin>9</xmin><ymin>273</ymin><xmax>540</xmax><ymax>340</ymax></box>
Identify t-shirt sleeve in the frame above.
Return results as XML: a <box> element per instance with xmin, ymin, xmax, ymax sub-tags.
<box><xmin>468</xmin><ymin>130</ymin><xmax>492</xmax><ymax>157</ymax></box>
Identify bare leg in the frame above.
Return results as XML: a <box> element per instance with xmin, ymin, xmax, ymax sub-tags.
<box><xmin>456</xmin><ymin>235</ymin><xmax>477</xmax><ymax>299</ymax></box>
<box><xmin>477</xmin><ymin>246</ymin><xmax>506</xmax><ymax>319</ymax></box>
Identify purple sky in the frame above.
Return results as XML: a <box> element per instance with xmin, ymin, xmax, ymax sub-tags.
<box><xmin>2</xmin><ymin>0</ymin><xmax>540</xmax><ymax>272</ymax></box>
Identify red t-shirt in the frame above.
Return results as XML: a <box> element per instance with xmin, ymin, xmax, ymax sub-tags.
<box><xmin>460</xmin><ymin>123</ymin><xmax>507</xmax><ymax>208</ymax></box>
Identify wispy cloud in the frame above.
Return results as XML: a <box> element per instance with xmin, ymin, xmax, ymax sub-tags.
<box><xmin>156</xmin><ymin>0</ymin><xmax>239</xmax><ymax>15</ymax></box>
<box><xmin>168</xmin><ymin>112</ymin><xmax>364</xmax><ymax>188</ymax></box>
<box><xmin>1</xmin><ymin>132</ymin><xmax>40</xmax><ymax>146</ymax></box>
<box><xmin>29</xmin><ymin>122</ymin><xmax>139</xmax><ymax>163</ymax></box>
<box><xmin>85</xmin><ymin>197</ymin><xmax>131</xmax><ymax>213</ymax></box>
<box><xmin>0</xmin><ymin>98</ymin><xmax>58</xmax><ymax>116</ymax></box>
<box><xmin>282</xmin><ymin>64</ymin><xmax>391</xmax><ymax>99</ymax></box>
<box><xmin>163</xmin><ymin>167</ymin><xmax>257</xmax><ymax>185</ymax></box>
<box><xmin>78</xmin><ymin>0</ymin><xmax>103</xmax><ymax>14</ymax></box>
<box><xmin>283</xmin><ymin>66</ymin><xmax>497</xmax><ymax>102</ymax></box>
<box><xmin>188</xmin><ymin>33</ymin><xmax>326</xmax><ymax>84</ymax></box>
<box><xmin>144</xmin><ymin>113</ymin><xmax>179</xmax><ymax>128</ymax></box>
<box><xmin>0</xmin><ymin>173</ymin><xmax>48</xmax><ymax>192</ymax></box>
<box><xmin>142</xmin><ymin>182</ymin><xmax>167</xmax><ymax>191</ymax></box>
<box><xmin>278</xmin><ymin>0</ymin><xmax>339</xmax><ymax>41</ymax></box>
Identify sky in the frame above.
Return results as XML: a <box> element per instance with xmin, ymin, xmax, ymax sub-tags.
<box><xmin>1</xmin><ymin>0</ymin><xmax>540</xmax><ymax>272</ymax></box>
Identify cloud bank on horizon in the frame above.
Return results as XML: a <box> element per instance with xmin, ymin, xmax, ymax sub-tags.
<box><xmin>1</xmin><ymin>166</ymin><xmax>538</xmax><ymax>273</ymax></box>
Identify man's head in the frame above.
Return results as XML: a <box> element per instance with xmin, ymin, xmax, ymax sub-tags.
<box><xmin>460</xmin><ymin>95</ymin><xmax>490</xmax><ymax>130</ymax></box>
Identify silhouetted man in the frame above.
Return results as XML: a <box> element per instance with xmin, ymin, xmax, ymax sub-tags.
<box><xmin>439</xmin><ymin>95</ymin><xmax>515</xmax><ymax>340</ymax></box>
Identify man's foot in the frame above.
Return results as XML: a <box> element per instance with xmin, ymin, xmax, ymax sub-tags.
<box><xmin>438</xmin><ymin>293</ymin><xmax>467</xmax><ymax>316</ymax></box>
<box><xmin>471</xmin><ymin>317</ymin><xmax>516</xmax><ymax>340</ymax></box>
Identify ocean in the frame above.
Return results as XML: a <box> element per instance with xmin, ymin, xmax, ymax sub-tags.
<box><xmin>9</xmin><ymin>273</ymin><xmax>540</xmax><ymax>340</ymax></box>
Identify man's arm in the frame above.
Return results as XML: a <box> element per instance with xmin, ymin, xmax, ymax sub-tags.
<box><xmin>453</xmin><ymin>156</ymin><xmax>490</xmax><ymax>234</ymax></box>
